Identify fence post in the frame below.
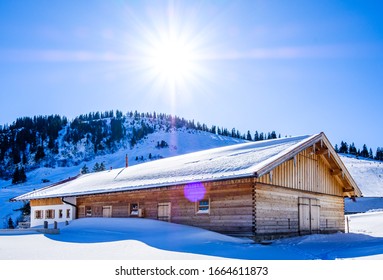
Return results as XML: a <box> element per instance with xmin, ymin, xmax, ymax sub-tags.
<box><xmin>345</xmin><ymin>216</ymin><xmax>350</xmax><ymax>233</ymax></box>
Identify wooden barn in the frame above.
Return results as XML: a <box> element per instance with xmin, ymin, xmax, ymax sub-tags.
<box><xmin>13</xmin><ymin>132</ymin><xmax>362</xmax><ymax>240</ymax></box>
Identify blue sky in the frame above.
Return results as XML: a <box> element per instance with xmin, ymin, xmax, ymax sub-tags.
<box><xmin>0</xmin><ymin>0</ymin><xmax>382</xmax><ymax>151</ymax></box>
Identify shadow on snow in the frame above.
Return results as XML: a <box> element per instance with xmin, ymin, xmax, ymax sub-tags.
<box><xmin>45</xmin><ymin>218</ymin><xmax>383</xmax><ymax>260</ymax></box>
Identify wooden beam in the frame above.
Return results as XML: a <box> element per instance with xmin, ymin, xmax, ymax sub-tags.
<box><xmin>315</xmin><ymin>147</ymin><xmax>329</xmax><ymax>155</ymax></box>
<box><xmin>330</xmin><ymin>168</ymin><xmax>342</xmax><ymax>176</ymax></box>
<box><xmin>320</xmin><ymin>153</ymin><xmax>338</xmax><ymax>170</ymax></box>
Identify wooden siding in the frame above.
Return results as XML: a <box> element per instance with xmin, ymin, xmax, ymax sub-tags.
<box><xmin>257</xmin><ymin>149</ymin><xmax>343</xmax><ymax>196</ymax></box>
<box><xmin>76</xmin><ymin>178</ymin><xmax>254</xmax><ymax>235</ymax></box>
<box><xmin>254</xmin><ymin>183</ymin><xmax>345</xmax><ymax>238</ymax></box>
<box><xmin>30</xmin><ymin>198</ymin><xmax>63</xmax><ymax>206</ymax></box>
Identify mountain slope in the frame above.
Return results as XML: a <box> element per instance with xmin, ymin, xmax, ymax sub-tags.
<box><xmin>339</xmin><ymin>154</ymin><xmax>383</xmax><ymax>197</ymax></box>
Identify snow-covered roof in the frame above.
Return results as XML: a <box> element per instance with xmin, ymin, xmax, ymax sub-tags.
<box><xmin>13</xmin><ymin>133</ymin><xmax>361</xmax><ymax>200</ymax></box>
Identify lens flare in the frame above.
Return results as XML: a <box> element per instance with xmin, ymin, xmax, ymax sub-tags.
<box><xmin>184</xmin><ymin>182</ymin><xmax>206</xmax><ymax>202</ymax></box>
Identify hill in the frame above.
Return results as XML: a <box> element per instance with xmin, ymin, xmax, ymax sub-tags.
<box><xmin>0</xmin><ymin>110</ymin><xmax>278</xmax><ymax>181</ymax></box>
<box><xmin>339</xmin><ymin>154</ymin><xmax>383</xmax><ymax>197</ymax></box>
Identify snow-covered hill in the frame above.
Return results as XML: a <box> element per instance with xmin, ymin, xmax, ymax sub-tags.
<box><xmin>340</xmin><ymin>154</ymin><xmax>383</xmax><ymax>214</ymax></box>
<box><xmin>339</xmin><ymin>154</ymin><xmax>383</xmax><ymax>197</ymax></box>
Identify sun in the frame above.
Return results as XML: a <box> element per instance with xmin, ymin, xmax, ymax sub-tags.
<box><xmin>145</xmin><ymin>33</ymin><xmax>199</xmax><ymax>91</ymax></box>
<box><xmin>124</xmin><ymin>1</ymin><xmax>213</xmax><ymax>107</ymax></box>
<box><xmin>150</xmin><ymin>38</ymin><xmax>195</xmax><ymax>86</ymax></box>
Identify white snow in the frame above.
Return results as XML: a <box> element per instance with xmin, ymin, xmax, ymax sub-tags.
<box><xmin>340</xmin><ymin>154</ymin><xmax>383</xmax><ymax>197</ymax></box>
<box><xmin>0</xmin><ymin>213</ymin><xmax>382</xmax><ymax>260</ymax></box>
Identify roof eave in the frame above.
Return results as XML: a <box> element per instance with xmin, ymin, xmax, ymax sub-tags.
<box><xmin>255</xmin><ymin>133</ymin><xmax>323</xmax><ymax>178</ymax></box>
<box><xmin>254</xmin><ymin>132</ymin><xmax>362</xmax><ymax>197</ymax></box>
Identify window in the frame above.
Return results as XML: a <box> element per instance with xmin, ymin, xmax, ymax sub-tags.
<box><xmin>197</xmin><ymin>199</ymin><xmax>210</xmax><ymax>214</ymax></box>
<box><xmin>85</xmin><ymin>206</ymin><xmax>92</xmax><ymax>217</ymax></box>
<box><xmin>59</xmin><ymin>209</ymin><xmax>63</xmax><ymax>219</ymax></box>
<box><xmin>35</xmin><ymin>210</ymin><xmax>43</xmax><ymax>219</ymax></box>
<box><xmin>66</xmin><ymin>209</ymin><xmax>71</xmax><ymax>219</ymax></box>
<box><xmin>130</xmin><ymin>203</ymin><xmax>139</xmax><ymax>216</ymax></box>
<box><xmin>45</xmin><ymin>209</ymin><xmax>55</xmax><ymax>219</ymax></box>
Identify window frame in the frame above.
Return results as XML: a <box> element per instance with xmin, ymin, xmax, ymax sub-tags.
<box><xmin>85</xmin><ymin>206</ymin><xmax>92</xmax><ymax>217</ymax></box>
<box><xmin>196</xmin><ymin>198</ymin><xmax>210</xmax><ymax>214</ymax></box>
<box><xmin>45</xmin><ymin>209</ymin><xmax>55</xmax><ymax>219</ymax></box>
<box><xmin>35</xmin><ymin>210</ymin><xmax>43</xmax><ymax>219</ymax></box>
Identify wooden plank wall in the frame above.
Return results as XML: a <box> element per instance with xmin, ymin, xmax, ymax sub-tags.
<box><xmin>257</xmin><ymin>149</ymin><xmax>343</xmax><ymax>196</ymax></box>
<box><xmin>76</xmin><ymin>178</ymin><xmax>254</xmax><ymax>235</ymax></box>
<box><xmin>30</xmin><ymin>198</ymin><xmax>63</xmax><ymax>206</ymax></box>
<box><xmin>254</xmin><ymin>183</ymin><xmax>345</xmax><ymax>237</ymax></box>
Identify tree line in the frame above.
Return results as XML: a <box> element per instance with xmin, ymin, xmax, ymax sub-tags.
<box><xmin>335</xmin><ymin>141</ymin><xmax>383</xmax><ymax>161</ymax></box>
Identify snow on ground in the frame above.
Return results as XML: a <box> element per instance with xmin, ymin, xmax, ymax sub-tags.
<box><xmin>1</xmin><ymin>213</ymin><xmax>383</xmax><ymax>260</ymax></box>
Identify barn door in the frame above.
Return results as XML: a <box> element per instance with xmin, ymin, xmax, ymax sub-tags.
<box><xmin>102</xmin><ymin>206</ymin><xmax>112</xmax><ymax>218</ymax></box>
<box><xmin>299</xmin><ymin>198</ymin><xmax>320</xmax><ymax>234</ymax></box>
<box><xmin>299</xmin><ymin>198</ymin><xmax>311</xmax><ymax>233</ymax></box>
<box><xmin>310</xmin><ymin>199</ymin><xmax>320</xmax><ymax>233</ymax></box>
<box><xmin>157</xmin><ymin>202</ymin><xmax>171</xmax><ymax>222</ymax></box>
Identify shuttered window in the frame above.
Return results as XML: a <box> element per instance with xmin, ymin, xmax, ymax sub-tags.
<box><xmin>45</xmin><ymin>209</ymin><xmax>55</xmax><ymax>219</ymax></box>
<box><xmin>35</xmin><ymin>210</ymin><xmax>43</xmax><ymax>219</ymax></box>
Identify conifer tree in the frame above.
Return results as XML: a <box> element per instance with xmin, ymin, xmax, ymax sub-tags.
<box><xmin>12</xmin><ymin>166</ymin><xmax>20</xmax><ymax>184</ymax></box>
<box><xmin>339</xmin><ymin>141</ymin><xmax>348</xmax><ymax>154</ymax></box>
<box><xmin>19</xmin><ymin>167</ymin><xmax>27</xmax><ymax>183</ymax></box>
<box><xmin>254</xmin><ymin>131</ymin><xmax>259</xmax><ymax>141</ymax></box>
<box><xmin>35</xmin><ymin>146</ymin><xmax>45</xmax><ymax>162</ymax></box>
<box><xmin>270</xmin><ymin>131</ymin><xmax>277</xmax><ymax>139</ymax></box>
<box><xmin>81</xmin><ymin>164</ymin><xmax>89</xmax><ymax>174</ymax></box>
<box><xmin>334</xmin><ymin>144</ymin><xmax>339</xmax><ymax>153</ymax></box>
<box><xmin>100</xmin><ymin>162</ymin><xmax>106</xmax><ymax>171</ymax></box>
<box><xmin>93</xmin><ymin>163</ymin><xmax>100</xmax><ymax>172</ymax></box>
<box><xmin>246</xmin><ymin>130</ymin><xmax>252</xmax><ymax>141</ymax></box>
<box><xmin>360</xmin><ymin>144</ymin><xmax>369</xmax><ymax>158</ymax></box>
<box><xmin>259</xmin><ymin>132</ymin><xmax>264</xmax><ymax>141</ymax></box>
<box><xmin>8</xmin><ymin>217</ymin><xmax>14</xmax><ymax>229</ymax></box>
